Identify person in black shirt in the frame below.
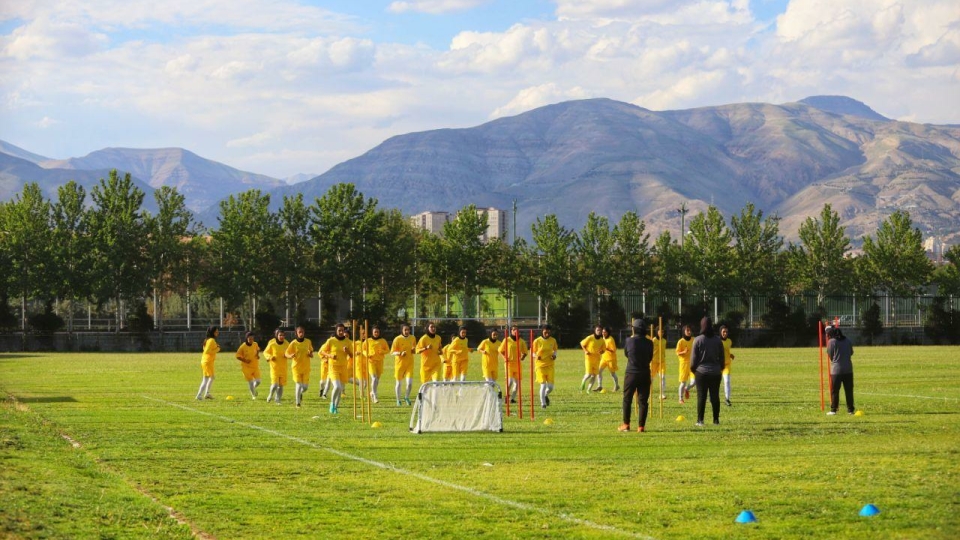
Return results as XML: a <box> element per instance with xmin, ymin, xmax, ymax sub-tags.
<box><xmin>691</xmin><ymin>317</ymin><xmax>724</xmax><ymax>426</ymax></box>
<box><xmin>620</xmin><ymin>319</ymin><xmax>654</xmax><ymax>433</ymax></box>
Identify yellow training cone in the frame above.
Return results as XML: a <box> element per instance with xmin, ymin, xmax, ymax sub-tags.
<box><xmin>543</xmin><ymin>418</ymin><xmax>554</xmax><ymax>426</ymax></box>
<box><xmin>676</xmin><ymin>415</ymin><xmax>685</xmax><ymax>422</ymax></box>
<box><xmin>854</xmin><ymin>410</ymin><xmax>864</xmax><ymax>417</ymax></box>
<box><xmin>599</xmin><ymin>388</ymin><xmax>607</xmax><ymax>394</ymax></box>
<box><xmin>225</xmin><ymin>396</ymin><xmax>234</xmax><ymax>401</ymax></box>
<box><xmin>371</xmin><ymin>421</ymin><xmax>383</xmax><ymax>428</ymax></box>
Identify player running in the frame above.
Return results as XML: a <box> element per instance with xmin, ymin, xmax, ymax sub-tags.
<box><xmin>720</xmin><ymin>325</ymin><xmax>735</xmax><ymax>406</ymax></box>
<box><xmin>532</xmin><ymin>325</ymin><xmax>559</xmax><ymax>408</ymax></box>
<box><xmin>498</xmin><ymin>325</ymin><xmax>527</xmax><ymax>403</ymax></box>
<box><xmin>448</xmin><ymin>326</ymin><xmax>472</xmax><ymax>382</ymax></box>
<box><xmin>195</xmin><ymin>326</ymin><xmax>220</xmax><ymax>400</ymax></box>
<box><xmin>319</xmin><ymin>323</ymin><xmax>353</xmax><ymax>414</ymax></box>
<box><xmin>391</xmin><ymin>324</ymin><xmax>416</xmax><ymax>405</ymax></box>
<box><xmin>597</xmin><ymin>326</ymin><xmax>620</xmax><ymax>392</ymax></box>
<box><xmin>263</xmin><ymin>328</ymin><xmax>288</xmax><ymax>404</ymax></box>
<box><xmin>285</xmin><ymin>326</ymin><xmax>314</xmax><ymax>408</ymax></box>
<box><xmin>364</xmin><ymin>326</ymin><xmax>389</xmax><ymax>404</ymax></box>
<box><xmin>676</xmin><ymin>324</ymin><xmax>694</xmax><ymax>404</ymax></box>
<box><xmin>579</xmin><ymin>325</ymin><xmax>605</xmax><ymax>393</ymax></box>
<box><xmin>477</xmin><ymin>329</ymin><xmax>501</xmax><ymax>383</ymax></box>
<box><xmin>235</xmin><ymin>331</ymin><xmax>262</xmax><ymax>400</ymax></box>
<box><xmin>416</xmin><ymin>322</ymin><xmax>443</xmax><ymax>384</ymax></box>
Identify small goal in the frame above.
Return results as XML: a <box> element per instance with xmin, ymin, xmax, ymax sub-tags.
<box><xmin>410</xmin><ymin>381</ymin><xmax>504</xmax><ymax>433</ymax></box>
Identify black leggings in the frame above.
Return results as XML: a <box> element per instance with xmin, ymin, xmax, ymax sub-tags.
<box><xmin>831</xmin><ymin>372</ymin><xmax>855</xmax><ymax>413</ymax></box>
<box><xmin>695</xmin><ymin>373</ymin><xmax>722</xmax><ymax>423</ymax></box>
<box><xmin>622</xmin><ymin>372</ymin><xmax>651</xmax><ymax>427</ymax></box>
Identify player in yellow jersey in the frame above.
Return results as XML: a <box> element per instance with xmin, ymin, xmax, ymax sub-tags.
<box><xmin>441</xmin><ymin>340</ymin><xmax>455</xmax><ymax>382</ymax></box>
<box><xmin>532</xmin><ymin>325</ymin><xmax>559</xmax><ymax>408</ymax></box>
<box><xmin>196</xmin><ymin>326</ymin><xmax>220</xmax><ymax>400</ymax></box>
<box><xmin>263</xmin><ymin>328</ymin><xmax>288</xmax><ymax>404</ymax></box>
<box><xmin>477</xmin><ymin>329</ymin><xmax>501</xmax><ymax>383</ymax></box>
<box><xmin>650</xmin><ymin>326</ymin><xmax>667</xmax><ymax>400</ymax></box>
<box><xmin>319</xmin><ymin>323</ymin><xmax>353</xmax><ymax>414</ymax></box>
<box><xmin>352</xmin><ymin>326</ymin><xmax>368</xmax><ymax>396</ymax></box>
<box><xmin>597</xmin><ymin>327</ymin><xmax>620</xmax><ymax>392</ymax></box>
<box><xmin>720</xmin><ymin>325</ymin><xmax>735</xmax><ymax>406</ymax></box>
<box><xmin>235</xmin><ymin>331</ymin><xmax>262</xmax><ymax>400</ymax></box>
<box><xmin>391</xmin><ymin>324</ymin><xmax>417</xmax><ymax>405</ymax></box>
<box><xmin>579</xmin><ymin>325</ymin><xmax>605</xmax><ymax>392</ymax></box>
<box><xmin>448</xmin><ymin>326</ymin><xmax>472</xmax><ymax>381</ymax></box>
<box><xmin>676</xmin><ymin>324</ymin><xmax>695</xmax><ymax>404</ymax></box>
<box><xmin>365</xmin><ymin>326</ymin><xmax>389</xmax><ymax>404</ymax></box>
<box><xmin>498</xmin><ymin>325</ymin><xmax>528</xmax><ymax>403</ymax></box>
<box><xmin>284</xmin><ymin>326</ymin><xmax>314</xmax><ymax>408</ymax></box>
<box><xmin>416</xmin><ymin>322</ymin><xmax>443</xmax><ymax>384</ymax></box>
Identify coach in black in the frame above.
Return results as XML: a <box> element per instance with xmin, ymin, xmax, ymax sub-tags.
<box><xmin>619</xmin><ymin>318</ymin><xmax>654</xmax><ymax>433</ymax></box>
<box><xmin>691</xmin><ymin>316</ymin><xmax>724</xmax><ymax>426</ymax></box>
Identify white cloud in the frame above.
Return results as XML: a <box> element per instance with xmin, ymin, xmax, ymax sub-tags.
<box><xmin>491</xmin><ymin>83</ymin><xmax>591</xmax><ymax>118</ymax></box>
<box><xmin>388</xmin><ymin>0</ymin><xmax>490</xmax><ymax>14</ymax></box>
<box><xmin>37</xmin><ymin>116</ymin><xmax>58</xmax><ymax>128</ymax></box>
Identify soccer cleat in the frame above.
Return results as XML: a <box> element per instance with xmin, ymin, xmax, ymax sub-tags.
<box><xmin>725</xmin><ymin>399</ymin><xmax>731</xmax><ymax>406</ymax></box>
<box><xmin>579</xmin><ymin>381</ymin><xmax>586</xmax><ymax>392</ymax></box>
<box><xmin>827</xmin><ymin>411</ymin><xmax>837</xmax><ymax>416</ymax></box>
<box><xmin>275</xmin><ymin>400</ymin><xmax>282</xmax><ymax>406</ymax></box>
<box><xmin>684</xmin><ymin>389</ymin><xmax>690</xmax><ymax>400</ymax></box>
<box><xmin>660</xmin><ymin>394</ymin><xmax>667</xmax><ymax>400</ymax></box>
<box><xmin>372</xmin><ymin>394</ymin><xmax>379</xmax><ymax>404</ymax></box>
<box><xmin>195</xmin><ymin>397</ymin><xmax>202</xmax><ymax>401</ymax></box>
<box><xmin>252</xmin><ymin>395</ymin><xmax>257</xmax><ymax>400</ymax></box>
<box><xmin>679</xmin><ymin>399</ymin><xmax>685</xmax><ymax>405</ymax></box>
<box><xmin>614</xmin><ymin>386</ymin><xmax>620</xmax><ymax>392</ymax></box>
<box><xmin>205</xmin><ymin>394</ymin><xmax>214</xmax><ymax>400</ymax></box>
<box><xmin>713</xmin><ymin>420</ymin><xmax>720</xmax><ymax>425</ymax></box>
<box><xmin>594</xmin><ymin>386</ymin><xmax>604</xmax><ymax>393</ymax></box>
<box><xmin>695</xmin><ymin>421</ymin><xmax>704</xmax><ymax>427</ymax></box>
<box><xmin>848</xmin><ymin>411</ymin><xmax>855</xmax><ymax>415</ymax></box>
<box><xmin>330</xmin><ymin>403</ymin><xmax>336</xmax><ymax>414</ymax></box>
<box><xmin>541</xmin><ymin>402</ymin><xmax>547</xmax><ymax>409</ymax></box>
<box><xmin>296</xmin><ymin>403</ymin><xmax>301</xmax><ymax>408</ymax></box>
<box><xmin>510</xmin><ymin>398</ymin><xmax>517</xmax><ymax>404</ymax></box>
<box><xmin>397</xmin><ymin>399</ymin><xmax>402</xmax><ymax>407</ymax></box>
<box><xmin>405</xmin><ymin>397</ymin><xmax>412</xmax><ymax>406</ymax></box>
<box><xmin>545</xmin><ymin>395</ymin><xmax>550</xmax><ymax>407</ymax></box>
<box><xmin>618</xmin><ymin>424</ymin><xmax>630</xmax><ymax>432</ymax></box>
<box><xmin>637</xmin><ymin>426</ymin><xmax>645</xmax><ymax>433</ymax></box>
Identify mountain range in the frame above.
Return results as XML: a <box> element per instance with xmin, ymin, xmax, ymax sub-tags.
<box><xmin>2</xmin><ymin>95</ymin><xmax>958</xmax><ymax>243</ymax></box>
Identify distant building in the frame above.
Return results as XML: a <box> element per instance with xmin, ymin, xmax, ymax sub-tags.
<box><xmin>924</xmin><ymin>236</ymin><xmax>949</xmax><ymax>263</ymax></box>
<box><xmin>410</xmin><ymin>211</ymin><xmax>451</xmax><ymax>235</ymax></box>
<box><xmin>410</xmin><ymin>207</ymin><xmax>507</xmax><ymax>242</ymax></box>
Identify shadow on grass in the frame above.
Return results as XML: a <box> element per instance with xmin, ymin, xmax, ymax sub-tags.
<box><xmin>0</xmin><ymin>354</ymin><xmax>41</xmax><ymax>360</ymax></box>
<box><xmin>11</xmin><ymin>396</ymin><xmax>78</xmax><ymax>404</ymax></box>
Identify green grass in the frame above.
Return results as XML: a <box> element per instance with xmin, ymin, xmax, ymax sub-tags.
<box><xmin>1</xmin><ymin>347</ymin><xmax>958</xmax><ymax>539</ymax></box>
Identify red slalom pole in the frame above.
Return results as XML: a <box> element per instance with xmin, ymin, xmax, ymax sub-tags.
<box><xmin>517</xmin><ymin>328</ymin><xmax>523</xmax><ymax>419</ymax></box>
<box><xmin>818</xmin><ymin>320</ymin><xmax>824</xmax><ymax>411</ymax></box>
<box><xmin>529</xmin><ymin>329</ymin><xmax>535</xmax><ymax>421</ymax></box>
<box><xmin>504</xmin><ymin>329</ymin><xmax>510</xmax><ymax>417</ymax></box>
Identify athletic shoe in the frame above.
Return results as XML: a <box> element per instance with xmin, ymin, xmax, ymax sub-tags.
<box><xmin>510</xmin><ymin>398</ymin><xmax>517</xmax><ymax>404</ymax></box>
<box><xmin>679</xmin><ymin>399</ymin><xmax>685</xmax><ymax>405</ymax></box>
<box><xmin>827</xmin><ymin>411</ymin><xmax>837</xmax><ymax>416</ymax></box>
<box><xmin>545</xmin><ymin>395</ymin><xmax>550</xmax><ymax>407</ymax></box>
<box><xmin>725</xmin><ymin>399</ymin><xmax>731</xmax><ymax>406</ymax></box>
<box><xmin>713</xmin><ymin>420</ymin><xmax>720</xmax><ymax>425</ymax></box>
<box><xmin>251</xmin><ymin>395</ymin><xmax>257</xmax><ymax>400</ymax></box>
<box><xmin>195</xmin><ymin>397</ymin><xmax>202</xmax><ymax>401</ymax></box>
<box><xmin>618</xmin><ymin>424</ymin><xmax>630</xmax><ymax>432</ymax></box>
<box><xmin>371</xmin><ymin>393</ymin><xmax>379</xmax><ymax>404</ymax></box>
<box><xmin>296</xmin><ymin>403</ymin><xmax>301</xmax><ymax>408</ymax></box>
<box><xmin>275</xmin><ymin>400</ymin><xmax>282</xmax><ymax>406</ymax></box>
<box><xmin>685</xmin><ymin>389</ymin><xmax>690</xmax><ymax>400</ymax></box>
<box><xmin>660</xmin><ymin>394</ymin><xmax>666</xmax><ymax>400</ymax></box>
<box><xmin>848</xmin><ymin>411</ymin><xmax>855</xmax><ymax>415</ymax></box>
<box><xmin>405</xmin><ymin>397</ymin><xmax>412</xmax><ymax>406</ymax></box>
<box><xmin>594</xmin><ymin>387</ymin><xmax>604</xmax><ymax>393</ymax></box>
<box><xmin>205</xmin><ymin>395</ymin><xmax>214</xmax><ymax>400</ymax></box>
<box><xmin>330</xmin><ymin>404</ymin><xmax>336</xmax><ymax>414</ymax></box>
<box><xmin>396</xmin><ymin>399</ymin><xmax>402</xmax><ymax>407</ymax></box>
<box><xmin>579</xmin><ymin>382</ymin><xmax>586</xmax><ymax>392</ymax></box>
<box><xmin>541</xmin><ymin>402</ymin><xmax>547</xmax><ymax>409</ymax></box>
<box><xmin>614</xmin><ymin>386</ymin><xmax>620</xmax><ymax>392</ymax></box>
<box><xmin>695</xmin><ymin>421</ymin><xmax>704</xmax><ymax>427</ymax></box>
<box><xmin>637</xmin><ymin>426</ymin><xmax>645</xmax><ymax>433</ymax></box>
<box><xmin>332</xmin><ymin>406</ymin><xmax>338</xmax><ymax>415</ymax></box>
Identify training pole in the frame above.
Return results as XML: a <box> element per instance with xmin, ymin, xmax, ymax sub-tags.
<box><xmin>818</xmin><ymin>320</ymin><xmax>824</xmax><ymax>411</ymax></box>
<box><xmin>504</xmin><ymin>329</ymin><xmax>510</xmax><ymax>417</ymax></box>
<box><xmin>352</xmin><ymin>320</ymin><xmax>358</xmax><ymax>420</ymax></box>
<box><xmin>648</xmin><ymin>323</ymin><xmax>654</xmax><ymax>411</ymax></box>
<box><xmin>658</xmin><ymin>316</ymin><xmax>663</xmax><ymax>419</ymax></box>
<box><xmin>517</xmin><ymin>328</ymin><xmax>523</xmax><ymax>419</ymax></box>
<box><xmin>529</xmin><ymin>329</ymin><xmax>535</xmax><ymax>420</ymax></box>
<box><xmin>365</xmin><ymin>320</ymin><xmax>372</xmax><ymax>424</ymax></box>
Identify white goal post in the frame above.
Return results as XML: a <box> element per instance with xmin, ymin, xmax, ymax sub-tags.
<box><xmin>410</xmin><ymin>381</ymin><xmax>504</xmax><ymax>433</ymax></box>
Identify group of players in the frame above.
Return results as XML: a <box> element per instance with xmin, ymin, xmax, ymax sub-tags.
<box><xmin>194</xmin><ymin>320</ymin><xmax>735</xmax><ymax>417</ymax></box>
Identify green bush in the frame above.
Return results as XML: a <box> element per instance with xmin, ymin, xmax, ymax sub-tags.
<box><xmin>28</xmin><ymin>302</ymin><xmax>64</xmax><ymax>335</ymax></box>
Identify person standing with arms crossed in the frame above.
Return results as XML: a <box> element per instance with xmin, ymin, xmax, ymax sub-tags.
<box><xmin>620</xmin><ymin>318</ymin><xmax>654</xmax><ymax>432</ymax></box>
<box><xmin>196</xmin><ymin>326</ymin><xmax>220</xmax><ymax>400</ymax></box>
<box><xmin>235</xmin><ymin>331</ymin><xmax>262</xmax><ymax>400</ymax></box>
<box><xmin>719</xmin><ymin>325</ymin><xmax>735</xmax><ymax>406</ymax></box>
<box><xmin>285</xmin><ymin>326</ymin><xmax>314</xmax><ymax>408</ymax></box>
<box><xmin>477</xmin><ymin>329</ymin><xmax>501</xmax><ymax>383</ymax></box>
<box><xmin>532</xmin><ymin>325</ymin><xmax>559</xmax><ymax>408</ymax></box>
<box><xmin>691</xmin><ymin>317</ymin><xmax>724</xmax><ymax>426</ymax></box>
<box><xmin>579</xmin><ymin>325</ymin><xmax>605</xmax><ymax>393</ymax></box>
<box><xmin>676</xmin><ymin>324</ymin><xmax>694</xmax><ymax>404</ymax></box>
<box><xmin>417</xmin><ymin>322</ymin><xmax>443</xmax><ymax>384</ymax></box>
<box><xmin>263</xmin><ymin>328</ymin><xmax>287</xmax><ymax>404</ymax></box>
<box><xmin>826</xmin><ymin>326</ymin><xmax>855</xmax><ymax>415</ymax></box>
<box><xmin>391</xmin><ymin>324</ymin><xmax>416</xmax><ymax>405</ymax></box>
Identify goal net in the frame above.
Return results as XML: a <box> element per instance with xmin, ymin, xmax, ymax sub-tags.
<box><xmin>409</xmin><ymin>381</ymin><xmax>503</xmax><ymax>433</ymax></box>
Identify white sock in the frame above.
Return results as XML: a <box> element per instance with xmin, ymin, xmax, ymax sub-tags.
<box><xmin>206</xmin><ymin>377</ymin><xmax>214</xmax><ymax>396</ymax></box>
<box><xmin>371</xmin><ymin>375</ymin><xmax>380</xmax><ymax>397</ymax></box>
<box><xmin>724</xmin><ymin>374</ymin><xmax>731</xmax><ymax>399</ymax></box>
<box><xmin>679</xmin><ymin>382</ymin><xmax>685</xmax><ymax>400</ymax></box>
<box><xmin>405</xmin><ymin>379</ymin><xmax>412</xmax><ymax>399</ymax></box>
<box><xmin>597</xmin><ymin>372</ymin><xmax>604</xmax><ymax>388</ymax></box>
<box><xmin>248</xmin><ymin>380</ymin><xmax>256</xmax><ymax>397</ymax></box>
<box><xmin>660</xmin><ymin>376</ymin><xmax>666</xmax><ymax>396</ymax></box>
<box><xmin>196</xmin><ymin>377</ymin><xmax>208</xmax><ymax>399</ymax></box>
<box><xmin>277</xmin><ymin>386</ymin><xmax>284</xmax><ymax>401</ymax></box>
<box><xmin>540</xmin><ymin>384</ymin><xmax>547</xmax><ymax>405</ymax></box>
<box><xmin>395</xmin><ymin>380</ymin><xmax>401</xmax><ymax>401</ymax></box>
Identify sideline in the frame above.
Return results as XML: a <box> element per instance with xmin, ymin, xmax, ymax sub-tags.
<box><xmin>143</xmin><ymin>395</ymin><xmax>654</xmax><ymax>540</ymax></box>
<box><xmin>859</xmin><ymin>391</ymin><xmax>959</xmax><ymax>402</ymax></box>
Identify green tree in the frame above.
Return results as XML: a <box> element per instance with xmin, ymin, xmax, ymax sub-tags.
<box><xmin>531</xmin><ymin>214</ymin><xmax>577</xmax><ymax>323</ymax></box>
<box><xmin>610</xmin><ymin>211</ymin><xmax>651</xmax><ymax>293</ymax></box>
<box><xmin>686</xmin><ymin>206</ymin><xmax>735</xmax><ymax>299</ymax></box>
<box><xmin>2</xmin><ymin>183</ymin><xmax>51</xmax><ymax>329</ymax></box>
<box><xmin>730</xmin><ymin>203</ymin><xmax>783</xmax><ymax>298</ymax></box>
<box><xmin>796</xmin><ymin>203</ymin><xmax>851</xmax><ymax>307</ymax></box>
<box><xmin>932</xmin><ymin>245</ymin><xmax>960</xmax><ymax>296</ymax></box>
<box><xmin>487</xmin><ymin>238</ymin><xmax>530</xmax><ymax>320</ymax></box>
<box><xmin>210</xmin><ymin>189</ymin><xmax>281</xmax><ymax>329</ymax></box>
<box><xmin>860</xmin><ymin>210</ymin><xmax>933</xmax><ymax>296</ymax></box>
<box><xmin>310</xmin><ymin>183</ymin><xmax>383</xmax><ymax>319</ymax></box>
<box><xmin>442</xmin><ymin>205</ymin><xmax>490</xmax><ymax>317</ymax></box>
<box><xmin>368</xmin><ymin>209</ymin><xmax>417</xmax><ymax>324</ymax></box>
<box><xmin>278</xmin><ymin>193</ymin><xmax>314</xmax><ymax>324</ymax></box>
<box><xmin>146</xmin><ymin>186</ymin><xmax>197</xmax><ymax>331</ymax></box>
<box><xmin>651</xmin><ymin>231</ymin><xmax>684</xmax><ymax>296</ymax></box>
<box><xmin>50</xmin><ymin>181</ymin><xmax>92</xmax><ymax>333</ymax></box>
<box><xmin>574</xmin><ymin>212</ymin><xmax>614</xmax><ymax>317</ymax></box>
<box><xmin>89</xmin><ymin>171</ymin><xmax>151</xmax><ymax>331</ymax></box>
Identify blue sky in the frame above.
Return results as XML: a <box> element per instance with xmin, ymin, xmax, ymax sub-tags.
<box><xmin>1</xmin><ymin>0</ymin><xmax>956</xmax><ymax>178</ymax></box>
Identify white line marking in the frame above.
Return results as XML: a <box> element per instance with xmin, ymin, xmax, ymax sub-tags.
<box><xmin>859</xmin><ymin>392</ymin><xmax>959</xmax><ymax>402</ymax></box>
<box><xmin>143</xmin><ymin>396</ymin><xmax>653</xmax><ymax>539</ymax></box>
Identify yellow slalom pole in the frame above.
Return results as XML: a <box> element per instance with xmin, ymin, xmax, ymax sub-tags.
<box><xmin>352</xmin><ymin>320</ymin><xmax>358</xmax><ymax>421</ymax></box>
<box><xmin>658</xmin><ymin>316</ymin><xmax>664</xmax><ymax>419</ymax></box>
<box><xmin>648</xmin><ymin>322</ymin><xmax>654</xmax><ymax>412</ymax></box>
<box><xmin>365</xmin><ymin>320</ymin><xmax>372</xmax><ymax>424</ymax></box>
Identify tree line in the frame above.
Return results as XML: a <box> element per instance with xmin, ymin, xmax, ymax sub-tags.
<box><xmin>1</xmin><ymin>171</ymin><xmax>959</xmax><ymax>337</ymax></box>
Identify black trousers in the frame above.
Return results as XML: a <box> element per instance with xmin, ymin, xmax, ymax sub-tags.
<box><xmin>695</xmin><ymin>372</ymin><xmax>722</xmax><ymax>423</ymax></box>
<box><xmin>622</xmin><ymin>372</ymin><xmax>651</xmax><ymax>427</ymax></box>
<box><xmin>830</xmin><ymin>372</ymin><xmax>855</xmax><ymax>413</ymax></box>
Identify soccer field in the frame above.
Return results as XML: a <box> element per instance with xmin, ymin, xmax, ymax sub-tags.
<box><xmin>1</xmin><ymin>346</ymin><xmax>958</xmax><ymax>539</ymax></box>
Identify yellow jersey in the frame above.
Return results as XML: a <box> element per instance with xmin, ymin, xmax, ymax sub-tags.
<box><xmin>236</xmin><ymin>342</ymin><xmax>260</xmax><ymax>364</ymax></box>
<box><xmin>286</xmin><ymin>338</ymin><xmax>314</xmax><ymax>366</ymax></box>
<box><xmin>532</xmin><ymin>336</ymin><xmax>558</xmax><ymax>368</ymax></box>
<box><xmin>391</xmin><ymin>334</ymin><xmax>417</xmax><ymax>357</ymax></box>
<box><xmin>263</xmin><ymin>338</ymin><xmax>287</xmax><ymax>362</ymax></box>
<box><xmin>364</xmin><ymin>337</ymin><xmax>389</xmax><ymax>362</ymax></box>
<box><xmin>201</xmin><ymin>338</ymin><xmax>219</xmax><ymax>363</ymax></box>
<box><xmin>417</xmin><ymin>334</ymin><xmax>442</xmax><ymax>365</ymax></box>
<box><xmin>448</xmin><ymin>336</ymin><xmax>471</xmax><ymax>362</ymax></box>
<box><xmin>498</xmin><ymin>336</ymin><xmax>528</xmax><ymax>364</ymax></box>
<box><xmin>580</xmin><ymin>335</ymin><xmax>604</xmax><ymax>363</ymax></box>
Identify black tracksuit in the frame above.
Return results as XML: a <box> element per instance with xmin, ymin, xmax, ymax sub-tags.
<box><xmin>622</xmin><ymin>333</ymin><xmax>653</xmax><ymax>427</ymax></box>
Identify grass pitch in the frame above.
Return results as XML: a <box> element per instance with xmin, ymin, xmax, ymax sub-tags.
<box><xmin>1</xmin><ymin>346</ymin><xmax>958</xmax><ymax>539</ymax></box>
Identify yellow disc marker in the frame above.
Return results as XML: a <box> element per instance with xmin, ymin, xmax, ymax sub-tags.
<box><xmin>543</xmin><ymin>418</ymin><xmax>554</xmax><ymax>426</ymax></box>
<box><xmin>371</xmin><ymin>421</ymin><xmax>383</xmax><ymax>428</ymax></box>
<box><xmin>676</xmin><ymin>415</ymin><xmax>685</xmax><ymax>422</ymax></box>
<box><xmin>225</xmin><ymin>396</ymin><xmax>234</xmax><ymax>401</ymax></box>
<box><xmin>854</xmin><ymin>410</ymin><xmax>864</xmax><ymax>417</ymax></box>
